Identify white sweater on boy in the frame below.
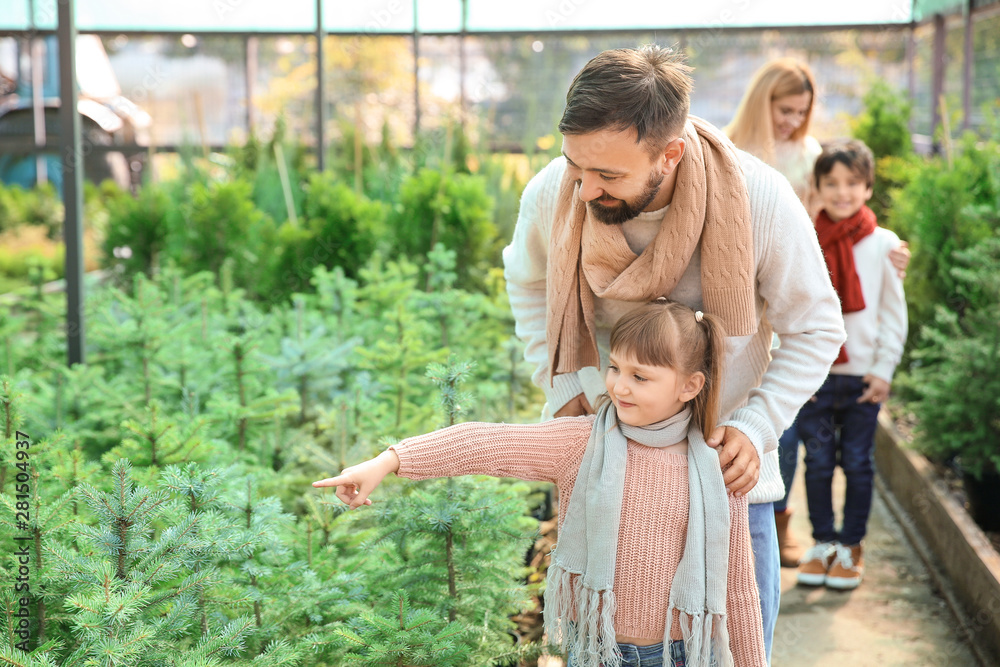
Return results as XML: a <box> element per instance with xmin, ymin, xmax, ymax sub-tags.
<box><xmin>502</xmin><ymin>152</ymin><xmax>847</xmax><ymax>504</ymax></box>
<box><xmin>832</xmin><ymin>227</ymin><xmax>908</xmax><ymax>383</ymax></box>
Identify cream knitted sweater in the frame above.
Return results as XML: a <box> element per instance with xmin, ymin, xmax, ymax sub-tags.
<box><xmin>390</xmin><ymin>416</ymin><xmax>767</xmax><ymax>666</ymax></box>
<box><xmin>773</xmin><ymin>135</ymin><xmax>823</xmax><ymax>217</ymax></box>
<box><xmin>502</xmin><ymin>151</ymin><xmax>846</xmax><ymax>503</ymax></box>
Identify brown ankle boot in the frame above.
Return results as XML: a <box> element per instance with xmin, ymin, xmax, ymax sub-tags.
<box><xmin>775</xmin><ymin>509</ymin><xmax>802</xmax><ymax>567</ymax></box>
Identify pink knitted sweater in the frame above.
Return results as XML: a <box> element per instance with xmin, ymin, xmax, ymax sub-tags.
<box><xmin>391</xmin><ymin>415</ymin><xmax>767</xmax><ymax>666</ymax></box>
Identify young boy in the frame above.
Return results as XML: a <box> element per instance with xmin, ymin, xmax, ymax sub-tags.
<box><xmin>795</xmin><ymin>138</ymin><xmax>908</xmax><ymax>590</ymax></box>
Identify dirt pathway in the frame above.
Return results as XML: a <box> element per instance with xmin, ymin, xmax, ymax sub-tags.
<box><xmin>773</xmin><ymin>455</ymin><xmax>978</xmax><ymax>666</ymax></box>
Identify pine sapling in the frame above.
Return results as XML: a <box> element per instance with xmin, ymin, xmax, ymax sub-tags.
<box><xmin>220</xmin><ymin>475</ymin><xmax>295</xmax><ymax>631</ymax></box>
<box><xmin>45</xmin><ymin>459</ymin><xmax>239</xmax><ymax>665</ymax></box>
<box><xmin>335</xmin><ymin>591</ymin><xmax>470</xmax><ymax>667</ymax></box>
<box><xmin>0</xmin><ymin>463</ymin><xmax>76</xmax><ymax>649</ymax></box>
<box><xmin>49</xmin><ymin>441</ymin><xmax>102</xmax><ymax>518</ymax></box>
<box><xmin>355</xmin><ymin>360</ymin><xmax>536</xmax><ymax>662</ymax></box>
<box><xmin>0</xmin><ymin>375</ymin><xmax>25</xmax><ymax>493</ymax></box>
<box><xmin>260</xmin><ymin>297</ymin><xmax>358</xmax><ymax>427</ymax></box>
<box><xmin>425</xmin><ymin>359</ymin><xmax>475</xmax><ymax>428</ymax></box>
<box><xmin>421</xmin><ymin>243</ymin><xmax>460</xmax><ymax>348</ymax></box>
<box><xmin>105</xmin><ymin>401</ymin><xmax>212</xmax><ymax>469</ymax></box>
<box><xmin>311</xmin><ymin>266</ymin><xmax>358</xmax><ymax>332</ymax></box>
<box><xmin>211</xmin><ymin>331</ymin><xmax>296</xmax><ymax>453</ymax></box>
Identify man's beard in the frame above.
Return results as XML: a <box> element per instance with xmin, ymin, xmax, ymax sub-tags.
<box><xmin>587</xmin><ymin>170</ymin><xmax>665</xmax><ymax>225</ymax></box>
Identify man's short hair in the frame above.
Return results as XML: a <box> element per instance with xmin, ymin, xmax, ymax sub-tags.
<box><xmin>558</xmin><ymin>45</ymin><xmax>693</xmax><ymax>155</ymax></box>
<box><xmin>814</xmin><ymin>138</ymin><xmax>876</xmax><ymax>188</ymax></box>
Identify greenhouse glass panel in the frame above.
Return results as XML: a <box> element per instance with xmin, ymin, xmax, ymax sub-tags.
<box><xmin>465</xmin><ymin>1</ymin><xmax>913</xmax><ymax>31</ymax></box>
<box><xmin>0</xmin><ymin>0</ymin><xmax>56</xmax><ymax>30</ymax></box>
<box><xmin>0</xmin><ymin>0</ymin><xmax>317</xmax><ymax>32</ymax></box>
<box><xmin>1</xmin><ymin>0</ymin><xmax>915</xmax><ymax>33</ymax></box>
<box><xmin>76</xmin><ymin>0</ymin><xmax>317</xmax><ymax>32</ymax></box>
<box><xmin>325</xmin><ymin>0</ymin><xmax>464</xmax><ymax>33</ymax></box>
<box><xmin>911</xmin><ymin>0</ymin><xmax>966</xmax><ymax>22</ymax></box>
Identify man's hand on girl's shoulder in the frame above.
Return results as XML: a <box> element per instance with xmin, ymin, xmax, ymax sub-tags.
<box><xmin>706</xmin><ymin>426</ymin><xmax>760</xmax><ymax>497</ymax></box>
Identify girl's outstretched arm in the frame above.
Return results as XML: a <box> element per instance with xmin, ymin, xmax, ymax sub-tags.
<box><xmin>312</xmin><ymin>449</ymin><xmax>400</xmax><ymax>510</ymax></box>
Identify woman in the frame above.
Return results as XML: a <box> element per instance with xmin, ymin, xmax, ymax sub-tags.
<box><xmin>725</xmin><ymin>57</ymin><xmax>823</xmax><ymax>218</ymax></box>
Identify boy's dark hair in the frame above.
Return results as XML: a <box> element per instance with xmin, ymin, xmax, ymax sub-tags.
<box><xmin>814</xmin><ymin>138</ymin><xmax>875</xmax><ymax>188</ymax></box>
<box><xmin>559</xmin><ymin>45</ymin><xmax>693</xmax><ymax>156</ymax></box>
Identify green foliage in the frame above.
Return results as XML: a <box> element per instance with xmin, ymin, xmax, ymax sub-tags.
<box><xmin>335</xmin><ymin>591</ymin><xmax>470</xmax><ymax>666</ymax></box>
<box><xmin>261</xmin><ymin>173</ymin><xmax>385</xmax><ymax>304</ymax></box>
<box><xmin>102</xmin><ymin>184</ymin><xmax>176</xmax><ymax>279</ymax></box>
<box><xmin>301</xmin><ymin>174</ymin><xmax>384</xmax><ymax>277</ymax></box>
<box><xmin>0</xmin><ymin>375</ymin><xmax>25</xmax><ymax>493</ymax></box>
<box><xmin>851</xmin><ymin>80</ymin><xmax>915</xmax><ymax>223</ymax></box>
<box><xmin>173</xmin><ymin>179</ymin><xmax>275</xmax><ymax>289</ymax></box>
<box><xmin>426</xmin><ymin>359</ymin><xmax>475</xmax><ymax>428</ymax></box>
<box><xmin>46</xmin><ymin>459</ymin><xmax>223</xmax><ymax>663</ymax></box>
<box><xmin>0</xmin><ymin>181</ymin><xmax>62</xmax><ymax>238</ymax></box>
<box><xmin>2</xmin><ymin>238</ymin><xmax>545</xmax><ymax>664</ymax></box>
<box><xmin>389</xmin><ymin>168</ymin><xmax>497</xmax><ymax>289</ymax></box>
<box><xmin>899</xmin><ymin>235</ymin><xmax>1000</xmax><ymax>481</ymax></box>
<box><xmin>885</xmin><ymin>128</ymin><xmax>1000</xmax><ymax>352</ymax></box>
<box><xmin>365</xmin><ymin>476</ymin><xmax>536</xmax><ymax>664</ymax></box>
<box><xmin>207</xmin><ymin>330</ymin><xmax>297</xmax><ymax>453</ymax></box>
<box><xmin>101</xmin><ymin>401</ymin><xmax>216</xmax><ymax>470</ymax></box>
<box><xmin>260</xmin><ymin>297</ymin><xmax>359</xmax><ymax>426</ymax></box>
<box><xmin>851</xmin><ymin>80</ymin><xmax>913</xmax><ymax>160</ymax></box>
<box><xmin>338</xmin><ymin>359</ymin><xmax>536</xmax><ymax>665</ymax></box>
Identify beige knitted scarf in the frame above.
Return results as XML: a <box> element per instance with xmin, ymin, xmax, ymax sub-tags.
<box><xmin>546</xmin><ymin>117</ymin><xmax>757</xmax><ymax>379</ymax></box>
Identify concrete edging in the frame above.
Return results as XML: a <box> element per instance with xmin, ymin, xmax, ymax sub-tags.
<box><xmin>874</xmin><ymin>411</ymin><xmax>1000</xmax><ymax>665</ymax></box>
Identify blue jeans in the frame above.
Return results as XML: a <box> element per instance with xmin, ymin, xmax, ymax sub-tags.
<box><xmin>774</xmin><ymin>419</ymin><xmax>800</xmax><ymax>513</ymax></box>
<box><xmin>797</xmin><ymin>374</ymin><xmax>881</xmax><ymax>545</ymax></box>
<box><xmin>567</xmin><ymin>640</ymin><xmax>686</xmax><ymax>666</ymax></box>
<box><xmin>749</xmin><ymin>501</ymin><xmax>778</xmax><ymax>664</ymax></box>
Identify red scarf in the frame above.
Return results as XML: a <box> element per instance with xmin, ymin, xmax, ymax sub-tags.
<box><xmin>815</xmin><ymin>205</ymin><xmax>877</xmax><ymax>364</ymax></box>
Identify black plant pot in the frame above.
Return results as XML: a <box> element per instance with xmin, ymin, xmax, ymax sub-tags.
<box><xmin>962</xmin><ymin>467</ymin><xmax>1000</xmax><ymax>533</ymax></box>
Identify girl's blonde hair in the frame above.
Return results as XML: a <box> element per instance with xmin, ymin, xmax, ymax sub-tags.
<box><xmin>608</xmin><ymin>301</ymin><xmax>726</xmax><ymax>436</ymax></box>
<box><xmin>724</xmin><ymin>58</ymin><xmax>817</xmax><ymax>164</ymax></box>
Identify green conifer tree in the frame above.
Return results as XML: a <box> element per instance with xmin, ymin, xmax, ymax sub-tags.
<box><xmin>45</xmin><ymin>459</ymin><xmax>226</xmax><ymax>664</ymax></box>
<box><xmin>93</xmin><ymin>274</ymin><xmax>173</xmax><ymax>407</ymax></box>
<box><xmin>0</xmin><ymin>459</ymin><xmax>77</xmax><ymax>649</ymax></box>
<box><xmin>209</xmin><ymin>331</ymin><xmax>296</xmax><ymax>454</ymax></box>
<box><xmin>354</xmin><ymin>255</ymin><xmax>445</xmax><ymax>435</ymax></box>
<box><xmin>346</xmin><ymin>360</ymin><xmax>537</xmax><ymax>664</ymax></box>
<box><xmin>335</xmin><ymin>591</ymin><xmax>470</xmax><ymax>666</ymax></box>
<box><xmin>311</xmin><ymin>266</ymin><xmax>358</xmax><ymax>334</ymax></box>
<box><xmin>260</xmin><ymin>296</ymin><xmax>359</xmax><ymax>426</ymax></box>
<box><xmin>102</xmin><ymin>402</ymin><xmax>217</xmax><ymax>474</ymax></box>
<box><xmin>1</xmin><ymin>375</ymin><xmax>24</xmax><ymax>493</ymax></box>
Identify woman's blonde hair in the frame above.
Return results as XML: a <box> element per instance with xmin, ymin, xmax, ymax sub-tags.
<box><xmin>724</xmin><ymin>58</ymin><xmax>817</xmax><ymax>164</ymax></box>
<box><xmin>608</xmin><ymin>301</ymin><xmax>726</xmax><ymax>436</ymax></box>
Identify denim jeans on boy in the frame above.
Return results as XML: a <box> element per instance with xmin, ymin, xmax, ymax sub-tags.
<box><xmin>748</xmin><ymin>501</ymin><xmax>779</xmax><ymax>663</ymax></box>
<box><xmin>796</xmin><ymin>374</ymin><xmax>881</xmax><ymax>545</ymax></box>
<box><xmin>774</xmin><ymin>419</ymin><xmax>800</xmax><ymax>513</ymax></box>
<box><xmin>567</xmin><ymin>640</ymin><xmax>686</xmax><ymax>667</ymax></box>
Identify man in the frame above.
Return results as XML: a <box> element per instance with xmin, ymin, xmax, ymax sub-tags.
<box><xmin>502</xmin><ymin>45</ymin><xmax>845</xmax><ymax>662</ymax></box>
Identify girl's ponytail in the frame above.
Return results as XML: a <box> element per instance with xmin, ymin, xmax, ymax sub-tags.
<box><xmin>690</xmin><ymin>311</ymin><xmax>726</xmax><ymax>437</ymax></box>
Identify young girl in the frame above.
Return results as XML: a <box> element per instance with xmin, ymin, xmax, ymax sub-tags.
<box><xmin>313</xmin><ymin>301</ymin><xmax>766</xmax><ymax>667</ymax></box>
